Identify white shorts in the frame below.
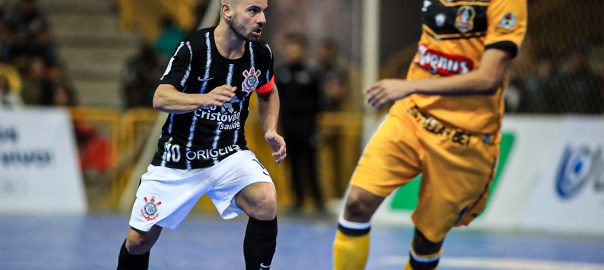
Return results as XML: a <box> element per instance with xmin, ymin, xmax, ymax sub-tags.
<box><xmin>128</xmin><ymin>150</ymin><xmax>273</xmax><ymax>232</ymax></box>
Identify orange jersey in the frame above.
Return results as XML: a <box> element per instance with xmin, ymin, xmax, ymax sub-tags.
<box><xmin>390</xmin><ymin>0</ymin><xmax>527</xmax><ymax>134</ymax></box>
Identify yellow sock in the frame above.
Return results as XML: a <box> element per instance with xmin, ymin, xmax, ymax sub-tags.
<box><xmin>333</xmin><ymin>230</ymin><xmax>370</xmax><ymax>270</ymax></box>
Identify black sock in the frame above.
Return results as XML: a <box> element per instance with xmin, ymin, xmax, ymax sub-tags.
<box><xmin>243</xmin><ymin>217</ymin><xmax>278</xmax><ymax>270</ymax></box>
<box><xmin>117</xmin><ymin>239</ymin><xmax>150</xmax><ymax>270</ymax></box>
<box><xmin>409</xmin><ymin>229</ymin><xmax>443</xmax><ymax>270</ymax></box>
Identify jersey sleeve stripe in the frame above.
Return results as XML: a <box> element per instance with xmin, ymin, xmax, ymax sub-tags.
<box><xmin>256</xmin><ymin>76</ymin><xmax>274</xmax><ymax>94</ymax></box>
<box><xmin>180</xmin><ymin>41</ymin><xmax>193</xmax><ymax>88</ymax></box>
<box><xmin>161</xmin><ymin>42</ymin><xmax>185</xmax><ymax>81</ymax></box>
<box><xmin>485</xmin><ymin>40</ymin><xmax>519</xmax><ymax>58</ymax></box>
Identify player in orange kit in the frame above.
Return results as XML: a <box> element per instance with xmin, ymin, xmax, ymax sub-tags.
<box><xmin>333</xmin><ymin>0</ymin><xmax>527</xmax><ymax>269</ymax></box>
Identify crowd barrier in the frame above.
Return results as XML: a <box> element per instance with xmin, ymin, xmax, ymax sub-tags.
<box><xmin>1</xmin><ymin>104</ymin><xmax>363</xmax><ymax>213</ymax></box>
<box><xmin>6</xmin><ymin>106</ymin><xmax>601</xmax><ymax>236</ymax></box>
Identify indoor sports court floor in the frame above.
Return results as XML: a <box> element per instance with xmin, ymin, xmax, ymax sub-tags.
<box><xmin>2</xmin><ymin>214</ymin><xmax>604</xmax><ymax>270</ymax></box>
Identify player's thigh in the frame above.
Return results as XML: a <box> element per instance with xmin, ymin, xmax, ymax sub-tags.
<box><xmin>350</xmin><ymin>114</ymin><xmax>421</xmax><ymax>197</ymax></box>
<box><xmin>206</xmin><ymin>150</ymin><xmax>275</xmax><ymax>219</ymax></box>
<box><xmin>130</xmin><ymin>165</ymin><xmax>211</xmax><ymax>231</ymax></box>
<box><xmin>235</xmin><ymin>182</ymin><xmax>277</xmax><ymax>219</ymax></box>
<box><xmin>413</xmin><ymin>133</ymin><xmax>499</xmax><ymax>242</ymax></box>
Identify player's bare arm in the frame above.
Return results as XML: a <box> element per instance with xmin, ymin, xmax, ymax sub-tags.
<box><xmin>153</xmin><ymin>84</ymin><xmax>236</xmax><ymax>114</ymax></box>
<box><xmin>367</xmin><ymin>48</ymin><xmax>514</xmax><ymax>109</ymax></box>
<box><xmin>257</xmin><ymin>85</ymin><xmax>286</xmax><ymax>164</ymax></box>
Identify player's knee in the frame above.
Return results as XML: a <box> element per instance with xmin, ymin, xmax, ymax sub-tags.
<box><xmin>125</xmin><ymin>229</ymin><xmax>158</xmax><ymax>255</ymax></box>
<box><xmin>125</xmin><ymin>237</ymin><xmax>152</xmax><ymax>255</ymax></box>
<box><xmin>344</xmin><ymin>193</ymin><xmax>372</xmax><ymax>221</ymax></box>
<box><xmin>248</xmin><ymin>194</ymin><xmax>277</xmax><ymax>220</ymax></box>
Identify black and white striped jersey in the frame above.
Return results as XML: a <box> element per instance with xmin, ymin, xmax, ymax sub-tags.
<box><xmin>150</xmin><ymin>27</ymin><xmax>275</xmax><ymax>170</ymax></box>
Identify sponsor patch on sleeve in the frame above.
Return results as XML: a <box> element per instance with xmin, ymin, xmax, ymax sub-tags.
<box><xmin>495</xmin><ymin>12</ymin><xmax>516</xmax><ymax>34</ymax></box>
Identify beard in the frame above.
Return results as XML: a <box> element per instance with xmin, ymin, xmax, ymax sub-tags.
<box><xmin>227</xmin><ymin>15</ymin><xmax>261</xmax><ymax>42</ymax></box>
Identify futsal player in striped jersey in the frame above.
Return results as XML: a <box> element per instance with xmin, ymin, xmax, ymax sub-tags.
<box><xmin>117</xmin><ymin>0</ymin><xmax>285</xmax><ymax>269</ymax></box>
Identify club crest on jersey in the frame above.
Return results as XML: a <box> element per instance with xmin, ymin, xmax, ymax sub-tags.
<box><xmin>242</xmin><ymin>67</ymin><xmax>262</xmax><ymax>94</ymax></box>
<box><xmin>141</xmin><ymin>196</ymin><xmax>162</xmax><ymax>221</ymax></box>
<box><xmin>455</xmin><ymin>5</ymin><xmax>475</xmax><ymax>33</ymax></box>
<box><xmin>495</xmin><ymin>12</ymin><xmax>516</xmax><ymax>33</ymax></box>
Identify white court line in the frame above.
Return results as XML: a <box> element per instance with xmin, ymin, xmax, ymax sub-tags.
<box><xmin>380</xmin><ymin>256</ymin><xmax>604</xmax><ymax>270</ymax></box>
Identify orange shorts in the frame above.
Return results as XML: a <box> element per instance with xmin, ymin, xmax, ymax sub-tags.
<box><xmin>351</xmin><ymin>100</ymin><xmax>499</xmax><ymax>242</ymax></box>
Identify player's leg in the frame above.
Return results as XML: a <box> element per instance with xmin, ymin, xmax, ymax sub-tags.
<box><xmin>117</xmin><ymin>225</ymin><xmax>162</xmax><ymax>270</ymax></box>
<box><xmin>334</xmin><ymin>112</ymin><xmax>422</xmax><ymax>270</ymax></box>
<box><xmin>117</xmin><ymin>165</ymin><xmax>213</xmax><ymax>270</ymax></box>
<box><xmin>236</xmin><ymin>182</ymin><xmax>278</xmax><ymax>270</ymax></box>
<box><xmin>404</xmin><ymin>228</ymin><xmax>443</xmax><ymax>270</ymax></box>
<box><xmin>206</xmin><ymin>150</ymin><xmax>278</xmax><ymax>270</ymax></box>
<box><xmin>405</xmin><ymin>126</ymin><xmax>499</xmax><ymax>270</ymax></box>
<box><xmin>333</xmin><ymin>185</ymin><xmax>384</xmax><ymax>270</ymax></box>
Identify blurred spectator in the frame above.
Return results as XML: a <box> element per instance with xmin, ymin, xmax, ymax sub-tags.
<box><xmin>122</xmin><ymin>41</ymin><xmax>163</xmax><ymax>109</ymax></box>
<box><xmin>20</xmin><ymin>56</ymin><xmax>51</xmax><ymax>105</ymax></box>
<box><xmin>72</xmin><ymin>113</ymin><xmax>114</xmax><ymax>198</ymax></box>
<box><xmin>317</xmin><ymin>38</ymin><xmax>350</xmax><ymax>112</ymax></box>
<box><xmin>1</xmin><ymin>0</ymin><xmax>57</xmax><ymax>70</ymax></box>
<box><xmin>591</xmin><ymin>39</ymin><xmax>604</xmax><ymax>108</ymax></box>
<box><xmin>154</xmin><ymin>14</ymin><xmax>186</xmax><ymax>63</ymax></box>
<box><xmin>554</xmin><ymin>47</ymin><xmax>603</xmax><ymax>114</ymax></box>
<box><xmin>521</xmin><ymin>51</ymin><xmax>558</xmax><ymax>113</ymax></box>
<box><xmin>315</xmin><ymin>38</ymin><xmax>351</xmax><ymax>196</ymax></box>
<box><xmin>0</xmin><ymin>24</ymin><xmax>12</xmax><ymax>63</ymax></box>
<box><xmin>276</xmin><ymin>32</ymin><xmax>323</xmax><ymax>213</ymax></box>
<box><xmin>0</xmin><ymin>74</ymin><xmax>22</xmax><ymax>107</ymax></box>
<box><xmin>48</xmin><ymin>81</ymin><xmax>77</xmax><ymax>107</ymax></box>
<box><xmin>74</xmin><ymin>119</ymin><xmax>112</xmax><ymax>174</ymax></box>
<box><xmin>0</xmin><ymin>62</ymin><xmax>22</xmax><ymax>92</ymax></box>
<box><xmin>503</xmin><ymin>74</ymin><xmax>522</xmax><ymax>113</ymax></box>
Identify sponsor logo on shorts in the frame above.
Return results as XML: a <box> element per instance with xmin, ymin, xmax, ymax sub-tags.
<box><xmin>259</xmin><ymin>263</ymin><xmax>270</xmax><ymax>269</ymax></box>
<box><xmin>141</xmin><ymin>196</ymin><xmax>162</xmax><ymax>221</ymax></box>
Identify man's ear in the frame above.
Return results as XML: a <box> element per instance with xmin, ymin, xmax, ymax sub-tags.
<box><xmin>221</xmin><ymin>3</ymin><xmax>232</xmax><ymax>21</ymax></box>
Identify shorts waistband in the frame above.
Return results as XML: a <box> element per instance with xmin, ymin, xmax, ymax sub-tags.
<box><xmin>407</xmin><ymin>106</ymin><xmax>495</xmax><ymax>146</ymax></box>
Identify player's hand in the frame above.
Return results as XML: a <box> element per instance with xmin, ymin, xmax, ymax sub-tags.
<box><xmin>264</xmin><ymin>130</ymin><xmax>286</xmax><ymax>164</ymax></box>
<box><xmin>366</xmin><ymin>79</ymin><xmax>412</xmax><ymax>109</ymax></box>
<box><xmin>200</xmin><ymin>85</ymin><xmax>236</xmax><ymax>108</ymax></box>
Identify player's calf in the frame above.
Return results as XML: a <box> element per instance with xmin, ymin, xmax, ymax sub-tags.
<box><xmin>405</xmin><ymin>228</ymin><xmax>444</xmax><ymax>270</ymax></box>
<box><xmin>244</xmin><ymin>216</ymin><xmax>278</xmax><ymax>270</ymax></box>
<box><xmin>117</xmin><ymin>226</ymin><xmax>162</xmax><ymax>270</ymax></box>
<box><xmin>117</xmin><ymin>239</ymin><xmax>150</xmax><ymax>270</ymax></box>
